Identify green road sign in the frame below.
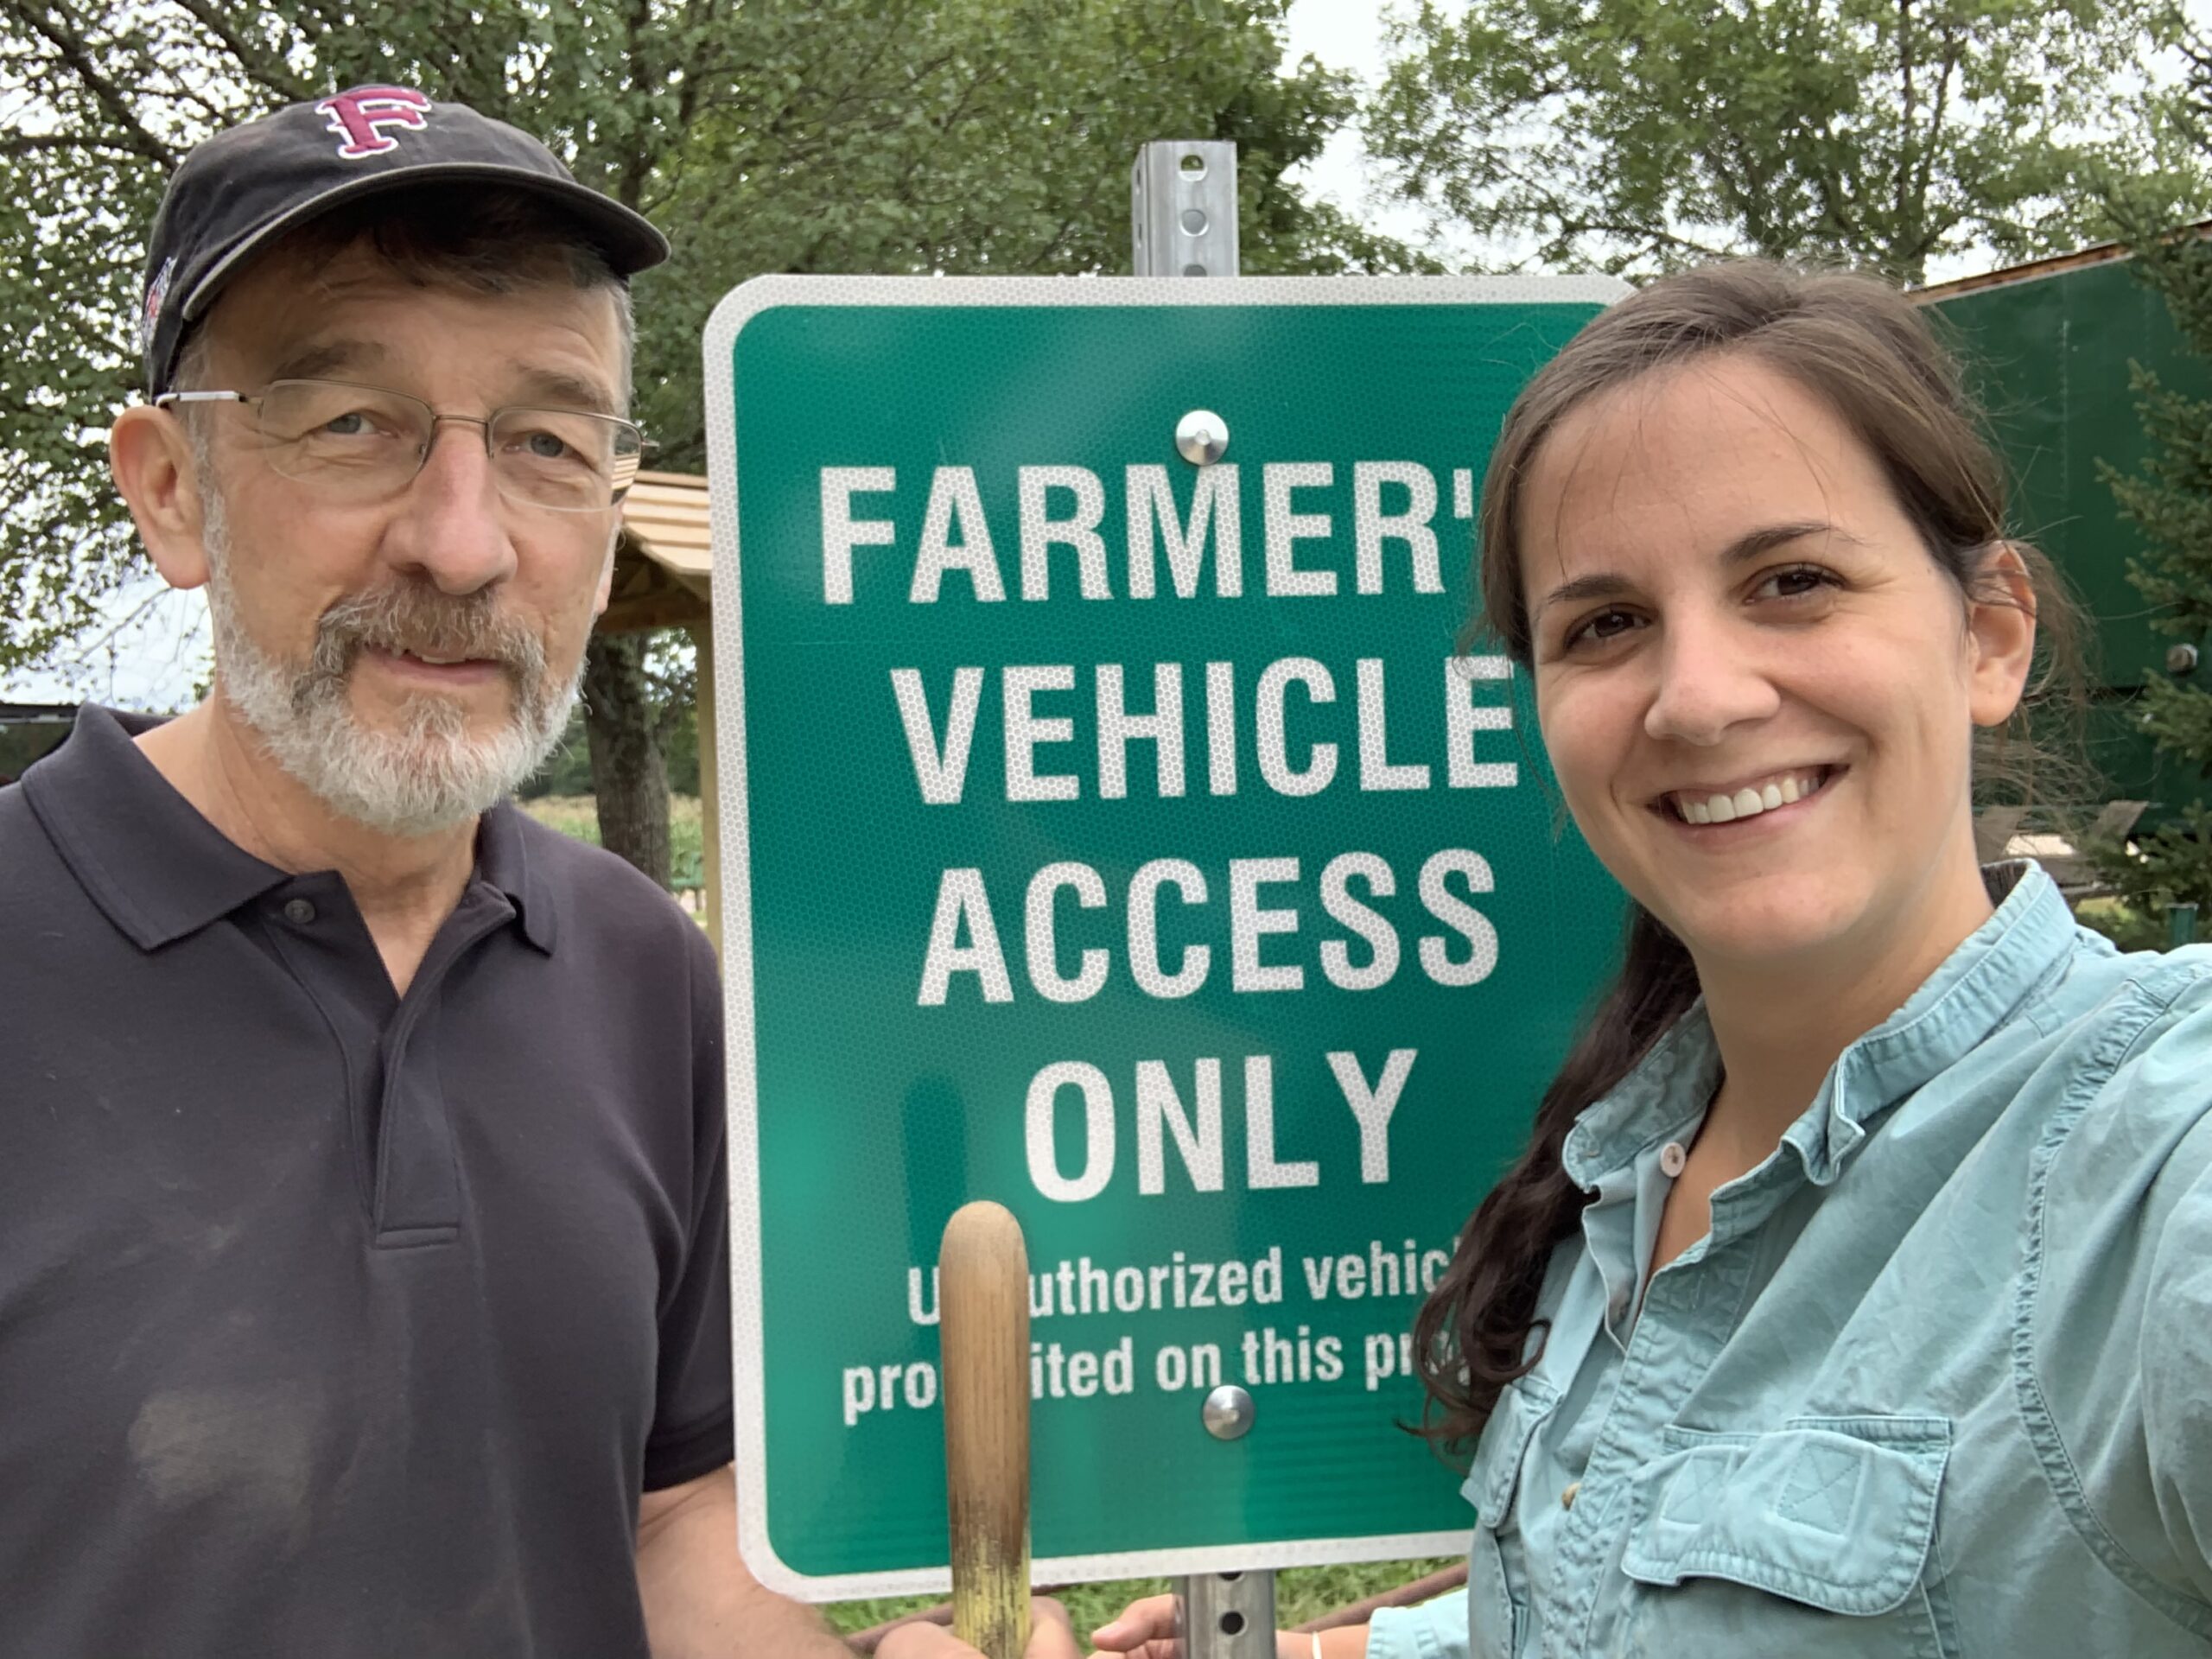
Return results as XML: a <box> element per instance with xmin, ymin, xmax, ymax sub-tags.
<box><xmin>704</xmin><ymin>275</ymin><xmax>1629</xmax><ymax>1598</ymax></box>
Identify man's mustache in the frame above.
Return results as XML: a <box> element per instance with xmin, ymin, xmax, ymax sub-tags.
<box><xmin>302</xmin><ymin>582</ymin><xmax>547</xmax><ymax>697</ymax></box>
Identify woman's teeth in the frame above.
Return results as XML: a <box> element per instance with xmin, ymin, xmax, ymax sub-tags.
<box><xmin>1675</xmin><ymin>770</ymin><xmax>1827</xmax><ymax>824</ymax></box>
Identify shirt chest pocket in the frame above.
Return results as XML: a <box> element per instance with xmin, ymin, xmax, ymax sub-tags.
<box><xmin>1614</xmin><ymin>1415</ymin><xmax>1954</xmax><ymax>1659</ymax></box>
<box><xmin>1459</xmin><ymin>1376</ymin><xmax>1559</xmax><ymax>1657</ymax></box>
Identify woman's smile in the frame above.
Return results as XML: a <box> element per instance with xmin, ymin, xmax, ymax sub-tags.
<box><xmin>1651</xmin><ymin>763</ymin><xmax>1845</xmax><ymax>829</ymax></box>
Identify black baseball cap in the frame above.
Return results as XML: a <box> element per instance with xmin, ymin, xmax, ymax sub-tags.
<box><xmin>140</xmin><ymin>86</ymin><xmax>670</xmax><ymax>396</ymax></box>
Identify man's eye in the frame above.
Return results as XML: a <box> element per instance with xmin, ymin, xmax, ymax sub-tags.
<box><xmin>523</xmin><ymin>429</ymin><xmax>571</xmax><ymax>460</ymax></box>
<box><xmin>321</xmin><ymin>410</ymin><xmax>375</xmax><ymax>436</ymax></box>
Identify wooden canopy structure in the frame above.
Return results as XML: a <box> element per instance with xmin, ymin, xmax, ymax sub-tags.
<box><xmin>601</xmin><ymin>470</ymin><xmax>723</xmax><ymax>948</ymax></box>
<box><xmin>604</xmin><ymin>470</ymin><xmax>712</xmax><ymax>633</ymax></box>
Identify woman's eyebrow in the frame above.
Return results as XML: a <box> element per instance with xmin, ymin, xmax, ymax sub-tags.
<box><xmin>1532</xmin><ymin>570</ymin><xmax>1632</xmax><ymax>620</ymax></box>
<box><xmin>1532</xmin><ymin>520</ymin><xmax>1856</xmax><ymax>621</ymax></box>
<box><xmin>1719</xmin><ymin>519</ymin><xmax>1853</xmax><ymax>566</ymax></box>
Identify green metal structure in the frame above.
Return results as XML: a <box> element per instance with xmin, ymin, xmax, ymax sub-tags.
<box><xmin>0</xmin><ymin>703</ymin><xmax>75</xmax><ymax>786</ymax></box>
<box><xmin>1923</xmin><ymin>250</ymin><xmax>2212</xmax><ymax>827</ymax></box>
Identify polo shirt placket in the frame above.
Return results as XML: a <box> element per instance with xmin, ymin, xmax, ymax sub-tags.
<box><xmin>257</xmin><ymin>870</ymin><xmax>514</xmax><ymax>1245</ymax></box>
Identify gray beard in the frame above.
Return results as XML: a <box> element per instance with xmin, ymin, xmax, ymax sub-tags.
<box><xmin>198</xmin><ymin>481</ymin><xmax>582</xmax><ymax>837</ymax></box>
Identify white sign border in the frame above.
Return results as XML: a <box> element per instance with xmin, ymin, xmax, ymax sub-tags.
<box><xmin>703</xmin><ymin>272</ymin><xmax>1628</xmax><ymax>1600</ymax></box>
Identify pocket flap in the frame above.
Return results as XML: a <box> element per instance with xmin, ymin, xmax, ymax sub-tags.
<box><xmin>1459</xmin><ymin>1375</ymin><xmax>1559</xmax><ymax>1526</ymax></box>
<box><xmin>1621</xmin><ymin>1416</ymin><xmax>1949</xmax><ymax>1616</ymax></box>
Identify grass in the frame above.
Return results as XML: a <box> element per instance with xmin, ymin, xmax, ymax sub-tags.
<box><xmin>519</xmin><ymin>794</ymin><xmax>706</xmax><ymax>889</ymax></box>
<box><xmin>819</xmin><ymin>1558</ymin><xmax>1463</xmax><ymax>1643</ymax></box>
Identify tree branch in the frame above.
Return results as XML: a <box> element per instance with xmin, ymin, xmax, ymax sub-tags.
<box><xmin>0</xmin><ymin>0</ymin><xmax>179</xmax><ymax>167</ymax></box>
<box><xmin>0</xmin><ymin>130</ymin><xmax>142</xmax><ymax>157</ymax></box>
<box><xmin>164</xmin><ymin>0</ymin><xmax>311</xmax><ymax>103</ymax></box>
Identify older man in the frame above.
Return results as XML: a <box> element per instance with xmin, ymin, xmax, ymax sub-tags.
<box><xmin>0</xmin><ymin>88</ymin><xmax>857</xmax><ymax>1657</ymax></box>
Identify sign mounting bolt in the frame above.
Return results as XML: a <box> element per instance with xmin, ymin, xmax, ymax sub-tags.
<box><xmin>1177</xmin><ymin>410</ymin><xmax>1229</xmax><ymax>466</ymax></box>
<box><xmin>1201</xmin><ymin>1384</ymin><xmax>1255</xmax><ymax>1440</ymax></box>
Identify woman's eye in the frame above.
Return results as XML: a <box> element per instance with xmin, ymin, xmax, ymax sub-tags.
<box><xmin>1757</xmin><ymin>563</ymin><xmax>1836</xmax><ymax>601</ymax></box>
<box><xmin>1586</xmin><ymin>607</ymin><xmax>1638</xmax><ymax>640</ymax></box>
<box><xmin>1563</xmin><ymin>607</ymin><xmax>1641</xmax><ymax>651</ymax></box>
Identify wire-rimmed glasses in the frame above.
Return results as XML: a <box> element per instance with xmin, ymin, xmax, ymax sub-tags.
<box><xmin>155</xmin><ymin>378</ymin><xmax>645</xmax><ymax>512</ymax></box>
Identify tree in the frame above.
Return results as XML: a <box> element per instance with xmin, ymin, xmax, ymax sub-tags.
<box><xmin>1363</xmin><ymin>0</ymin><xmax>2197</xmax><ymax>283</ymax></box>
<box><xmin>2093</xmin><ymin>31</ymin><xmax>2212</xmax><ymax>921</ymax></box>
<box><xmin>1</xmin><ymin>0</ymin><xmax>1417</xmax><ymax>886</ymax></box>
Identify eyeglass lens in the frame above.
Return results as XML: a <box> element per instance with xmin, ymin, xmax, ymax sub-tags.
<box><xmin>252</xmin><ymin>378</ymin><xmax>640</xmax><ymax>511</ymax></box>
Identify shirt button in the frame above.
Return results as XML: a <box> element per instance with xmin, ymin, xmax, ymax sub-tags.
<box><xmin>1561</xmin><ymin>1481</ymin><xmax>1581</xmax><ymax>1510</ymax></box>
<box><xmin>283</xmin><ymin>898</ymin><xmax>317</xmax><ymax>925</ymax></box>
<box><xmin>1660</xmin><ymin>1141</ymin><xmax>1688</xmax><ymax>1178</ymax></box>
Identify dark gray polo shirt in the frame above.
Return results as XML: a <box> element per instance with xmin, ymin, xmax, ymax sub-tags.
<box><xmin>0</xmin><ymin>706</ymin><xmax>734</xmax><ymax>1657</ymax></box>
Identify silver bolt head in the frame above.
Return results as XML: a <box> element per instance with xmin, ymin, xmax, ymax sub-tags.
<box><xmin>1176</xmin><ymin>410</ymin><xmax>1229</xmax><ymax>466</ymax></box>
<box><xmin>2167</xmin><ymin>642</ymin><xmax>2201</xmax><ymax>676</ymax></box>
<box><xmin>1201</xmin><ymin>1383</ymin><xmax>1255</xmax><ymax>1440</ymax></box>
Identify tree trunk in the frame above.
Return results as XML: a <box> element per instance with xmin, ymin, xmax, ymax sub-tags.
<box><xmin>582</xmin><ymin>631</ymin><xmax>672</xmax><ymax>888</ymax></box>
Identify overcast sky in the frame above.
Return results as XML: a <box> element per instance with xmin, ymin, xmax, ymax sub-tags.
<box><xmin>1281</xmin><ymin>0</ymin><xmax>1424</xmax><ymax>245</ymax></box>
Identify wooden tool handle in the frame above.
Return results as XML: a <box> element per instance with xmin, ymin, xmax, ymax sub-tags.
<box><xmin>938</xmin><ymin>1200</ymin><xmax>1032</xmax><ymax>1659</ymax></box>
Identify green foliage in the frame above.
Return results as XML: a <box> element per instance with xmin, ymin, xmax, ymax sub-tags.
<box><xmin>517</xmin><ymin>707</ymin><xmax>595</xmax><ymax>798</ymax></box>
<box><xmin>2072</xmin><ymin>894</ymin><xmax>2173</xmax><ymax>953</ymax></box>
<box><xmin>1364</xmin><ymin>0</ymin><xmax>2199</xmax><ymax>283</ymax></box>
<box><xmin>2091</xmin><ymin>33</ymin><xmax>2212</xmax><ymax>918</ymax></box>
<box><xmin>0</xmin><ymin>1</ymin><xmax>213</xmax><ymax>672</ymax></box>
<box><xmin>471</xmin><ymin>696</ymin><xmax>691</xmax><ymax>799</ymax></box>
<box><xmin>1</xmin><ymin>0</ymin><xmax>1418</xmax><ymax>680</ymax></box>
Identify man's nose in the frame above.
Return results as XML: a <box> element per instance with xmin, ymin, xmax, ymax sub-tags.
<box><xmin>379</xmin><ymin>420</ymin><xmax>518</xmax><ymax>594</ymax></box>
<box><xmin>1643</xmin><ymin>612</ymin><xmax>1782</xmax><ymax>745</ymax></box>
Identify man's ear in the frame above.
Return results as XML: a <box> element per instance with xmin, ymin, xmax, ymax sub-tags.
<box><xmin>1967</xmin><ymin>542</ymin><xmax>2039</xmax><ymax>728</ymax></box>
<box><xmin>111</xmin><ymin>405</ymin><xmax>213</xmax><ymax>591</ymax></box>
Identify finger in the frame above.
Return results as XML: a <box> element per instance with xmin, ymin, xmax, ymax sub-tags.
<box><xmin>875</xmin><ymin>1621</ymin><xmax>963</xmax><ymax>1659</ymax></box>
<box><xmin>1092</xmin><ymin>1592</ymin><xmax>1179</xmax><ymax>1649</ymax></box>
<box><xmin>1022</xmin><ymin>1597</ymin><xmax>1084</xmax><ymax>1659</ymax></box>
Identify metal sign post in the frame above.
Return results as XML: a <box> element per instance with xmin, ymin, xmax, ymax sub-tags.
<box><xmin>1131</xmin><ymin>140</ymin><xmax>1239</xmax><ymax>278</ymax></box>
<box><xmin>705</xmin><ymin>260</ymin><xmax>1626</xmax><ymax>1598</ymax></box>
<box><xmin>1135</xmin><ymin>137</ymin><xmax>1278</xmax><ymax>1659</ymax></box>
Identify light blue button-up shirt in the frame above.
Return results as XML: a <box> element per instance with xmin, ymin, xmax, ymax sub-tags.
<box><xmin>1368</xmin><ymin>864</ymin><xmax>2212</xmax><ymax>1658</ymax></box>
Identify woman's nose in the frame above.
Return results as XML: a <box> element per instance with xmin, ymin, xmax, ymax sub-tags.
<box><xmin>1643</xmin><ymin>613</ymin><xmax>1783</xmax><ymax>745</ymax></box>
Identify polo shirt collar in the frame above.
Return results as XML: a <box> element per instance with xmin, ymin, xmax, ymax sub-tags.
<box><xmin>23</xmin><ymin>704</ymin><xmax>289</xmax><ymax>950</ymax></box>
<box><xmin>474</xmin><ymin>798</ymin><xmax>558</xmax><ymax>954</ymax></box>
<box><xmin>22</xmin><ymin>703</ymin><xmax>556</xmax><ymax>956</ymax></box>
<box><xmin>1561</xmin><ymin>861</ymin><xmax>2076</xmax><ymax>1191</ymax></box>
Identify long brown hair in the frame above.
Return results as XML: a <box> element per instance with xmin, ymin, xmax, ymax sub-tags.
<box><xmin>1412</xmin><ymin>260</ymin><xmax>2086</xmax><ymax>1454</ymax></box>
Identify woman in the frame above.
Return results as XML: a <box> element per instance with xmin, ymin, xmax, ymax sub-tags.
<box><xmin>1092</xmin><ymin>261</ymin><xmax>2212</xmax><ymax>1656</ymax></box>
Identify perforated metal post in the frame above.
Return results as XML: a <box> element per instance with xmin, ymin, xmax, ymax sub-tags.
<box><xmin>1139</xmin><ymin>137</ymin><xmax>1268</xmax><ymax>1657</ymax></box>
<box><xmin>1130</xmin><ymin>141</ymin><xmax>1239</xmax><ymax>277</ymax></box>
<box><xmin>1177</xmin><ymin>1569</ymin><xmax>1277</xmax><ymax>1659</ymax></box>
